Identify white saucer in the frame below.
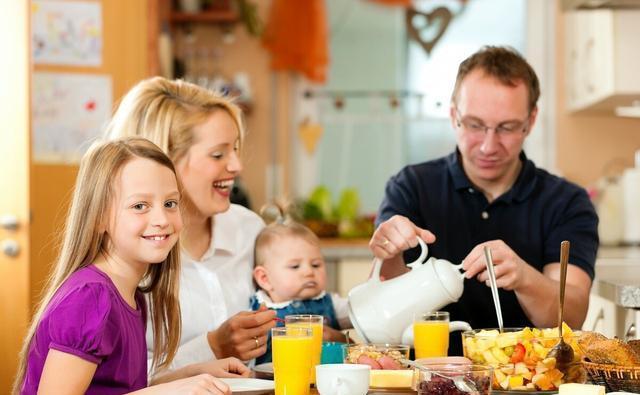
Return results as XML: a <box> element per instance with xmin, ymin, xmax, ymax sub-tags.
<box><xmin>220</xmin><ymin>378</ymin><xmax>274</xmax><ymax>394</ymax></box>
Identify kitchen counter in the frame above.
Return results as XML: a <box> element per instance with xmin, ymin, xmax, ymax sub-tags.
<box><xmin>319</xmin><ymin>238</ymin><xmax>372</xmax><ymax>261</ymax></box>
<box><xmin>595</xmin><ymin>246</ymin><xmax>640</xmax><ymax>308</ymax></box>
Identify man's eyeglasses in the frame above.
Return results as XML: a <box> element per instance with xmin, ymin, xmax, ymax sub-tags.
<box><xmin>455</xmin><ymin>107</ymin><xmax>530</xmax><ymax>137</ymax></box>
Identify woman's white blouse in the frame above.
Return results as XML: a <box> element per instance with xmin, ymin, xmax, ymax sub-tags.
<box><xmin>146</xmin><ymin>204</ymin><xmax>265</xmax><ymax>370</ymax></box>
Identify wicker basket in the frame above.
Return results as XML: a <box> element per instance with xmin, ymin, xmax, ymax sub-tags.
<box><xmin>583</xmin><ymin>360</ymin><xmax>640</xmax><ymax>392</ymax></box>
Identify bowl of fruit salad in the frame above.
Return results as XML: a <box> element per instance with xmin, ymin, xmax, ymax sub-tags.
<box><xmin>344</xmin><ymin>343</ymin><xmax>413</xmax><ymax>388</ymax></box>
<box><xmin>462</xmin><ymin>325</ymin><xmax>586</xmax><ymax>392</ymax></box>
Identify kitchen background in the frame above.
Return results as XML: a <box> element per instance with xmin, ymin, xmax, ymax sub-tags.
<box><xmin>2</xmin><ymin>0</ymin><xmax>640</xmax><ymax>391</ymax></box>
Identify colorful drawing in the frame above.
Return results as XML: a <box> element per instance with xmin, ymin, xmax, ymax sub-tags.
<box><xmin>33</xmin><ymin>72</ymin><xmax>112</xmax><ymax>163</ymax></box>
<box><xmin>32</xmin><ymin>1</ymin><xmax>102</xmax><ymax>66</ymax></box>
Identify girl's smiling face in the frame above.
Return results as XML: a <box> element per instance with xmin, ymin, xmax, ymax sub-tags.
<box><xmin>175</xmin><ymin>110</ymin><xmax>242</xmax><ymax>219</ymax></box>
<box><xmin>104</xmin><ymin>157</ymin><xmax>182</xmax><ymax>267</ymax></box>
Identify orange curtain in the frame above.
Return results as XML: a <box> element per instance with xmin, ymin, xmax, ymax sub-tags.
<box><xmin>262</xmin><ymin>0</ymin><xmax>329</xmax><ymax>83</ymax></box>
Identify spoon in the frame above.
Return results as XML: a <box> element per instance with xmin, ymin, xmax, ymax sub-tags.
<box><xmin>400</xmin><ymin>359</ymin><xmax>477</xmax><ymax>393</ymax></box>
<box><xmin>546</xmin><ymin>240</ymin><xmax>575</xmax><ymax>369</ymax></box>
<box><xmin>483</xmin><ymin>246</ymin><xmax>503</xmax><ymax>333</ymax></box>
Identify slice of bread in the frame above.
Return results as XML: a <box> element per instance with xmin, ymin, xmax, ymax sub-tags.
<box><xmin>584</xmin><ymin>338</ymin><xmax>640</xmax><ymax>366</ymax></box>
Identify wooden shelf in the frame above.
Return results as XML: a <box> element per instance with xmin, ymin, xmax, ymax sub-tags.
<box><xmin>170</xmin><ymin>9</ymin><xmax>238</xmax><ymax>24</ymax></box>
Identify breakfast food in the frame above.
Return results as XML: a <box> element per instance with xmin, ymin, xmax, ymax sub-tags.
<box><xmin>462</xmin><ymin>324</ymin><xmax>585</xmax><ymax>391</ymax></box>
<box><xmin>369</xmin><ymin>369</ymin><xmax>414</xmax><ymax>388</ymax></box>
<box><xmin>578</xmin><ymin>331</ymin><xmax>640</xmax><ymax>366</ymax></box>
<box><xmin>414</xmin><ymin>364</ymin><xmax>492</xmax><ymax>395</ymax></box>
<box><xmin>344</xmin><ymin>344</ymin><xmax>409</xmax><ymax>370</ymax></box>
<box><xmin>558</xmin><ymin>383</ymin><xmax>605</xmax><ymax>395</ymax></box>
<box><xmin>629</xmin><ymin>339</ymin><xmax>640</xmax><ymax>357</ymax></box>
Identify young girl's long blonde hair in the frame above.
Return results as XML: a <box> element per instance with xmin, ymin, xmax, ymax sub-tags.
<box><xmin>103</xmin><ymin>76</ymin><xmax>245</xmax><ymax>164</ymax></box>
<box><xmin>13</xmin><ymin>137</ymin><xmax>182</xmax><ymax>393</ymax></box>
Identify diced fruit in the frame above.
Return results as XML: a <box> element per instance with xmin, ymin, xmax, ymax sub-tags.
<box><xmin>461</xmin><ymin>323</ymin><xmax>585</xmax><ymax>391</ymax></box>
<box><xmin>482</xmin><ymin>350</ymin><xmax>499</xmax><ymax>364</ymax></box>
<box><xmin>492</xmin><ymin>347</ymin><xmax>511</xmax><ymax>364</ymax></box>
<box><xmin>509</xmin><ymin>375</ymin><xmax>524</xmax><ymax>388</ymax></box>
<box><xmin>532</xmin><ymin>372</ymin><xmax>554</xmax><ymax>390</ymax></box>
<box><xmin>496</xmin><ymin>334</ymin><xmax>518</xmax><ymax>348</ymax></box>
<box><xmin>510</xmin><ymin>343</ymin><xmax>526</xmax><ymax>363</ymax></box>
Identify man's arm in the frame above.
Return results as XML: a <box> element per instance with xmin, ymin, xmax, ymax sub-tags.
<box><xmin>462</xmin><ymin>240</ymin><xmax>593</xmax><ymax>328</ymax></box>
<box><xmin>516</xmin><ymin>262</ymin><xmax>592</xmax><ymax>328</ymax></box>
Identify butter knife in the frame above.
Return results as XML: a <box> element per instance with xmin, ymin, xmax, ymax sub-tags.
<box><xmin>483</xmin><ymin>246</ymin><xmax>504</xmax><ymax>333</ymax></box>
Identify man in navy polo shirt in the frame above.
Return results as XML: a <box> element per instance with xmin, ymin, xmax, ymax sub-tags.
<box><xmin>369</xmin><ymin>46</ymin><xmax>598</xmax><ymax>355</ymax></box>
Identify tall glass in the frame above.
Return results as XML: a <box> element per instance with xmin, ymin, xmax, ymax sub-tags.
<box><xmin>414</xmin><ymin>311</ymin><xmax>450</xmax><ymax>358</ymax></box>
<box><xmin>272</xmin><ymin>327</ymin><xmax>313</xmax><ymax>395</ymax></box>
<box><xmin>285</xmin><ymin>314</ymin><xmax>323</xmax><ymax>383</ymax></box>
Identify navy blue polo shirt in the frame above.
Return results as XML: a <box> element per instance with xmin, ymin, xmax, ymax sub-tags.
<box><xmin>377</xmin><ymin>150</ymin><xmax>598</xmax><ymax>354</ymax></box>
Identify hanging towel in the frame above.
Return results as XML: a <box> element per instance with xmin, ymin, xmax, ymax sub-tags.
<box><xmin>262</xmin><ymin>0</ymin><xmax>329</xmax><ymax>83</ymax></box>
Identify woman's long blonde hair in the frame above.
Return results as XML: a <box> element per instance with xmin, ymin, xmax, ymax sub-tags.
<box><xmin>103</xmin><ymin>76</ymin><xmax>245</xmax><ymax>163</ymax></box>
<box><xmin>13</xmin><ymin>137</ymin><xmax>182</xmax><ymax>393</ymax></box>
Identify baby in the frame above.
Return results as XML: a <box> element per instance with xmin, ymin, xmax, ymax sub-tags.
<box><xmin>250</xmin><ymin>205</ymin><xmax>351</xmax><ymax>364</ymax></box>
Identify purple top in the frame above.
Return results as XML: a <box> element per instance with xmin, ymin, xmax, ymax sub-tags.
<box><xmin>21</xmin><ymin>265</ymin><xmax>147</xmax><ymax>395</ymax></box>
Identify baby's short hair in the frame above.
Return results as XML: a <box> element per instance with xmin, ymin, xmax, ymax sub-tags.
<box><xmin>254</xmin><ymin>203</ymin><xmax>320</xmax><ymax>267</ymax></box>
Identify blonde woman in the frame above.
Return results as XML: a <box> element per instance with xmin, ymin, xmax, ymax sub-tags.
<box><xmin>14</xmin><ymin>138</ymin><xmax>243</xmax><ymax>394</ymax></box>
<box><xmin>104</xmin><ymin>78</ymin><xmax>276</xmax><ymax>376</ymax></box>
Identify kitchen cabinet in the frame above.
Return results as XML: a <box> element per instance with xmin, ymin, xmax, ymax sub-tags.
<box><xmin>583</xmin><ymin>293</ymin><xmax>619</xmax><ymax>337</ymax></box>
<box><xmin>564</xmin><ymin>9</ymin><xmax>640</xmax><ymax>113</ymax></box>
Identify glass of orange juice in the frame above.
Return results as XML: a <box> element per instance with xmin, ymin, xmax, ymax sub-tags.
<box><xmin>285</xmin><ymin>314</ymin><xmax>323</xmax><ymax>384</ymax></box>
<box><xmin>414</xmin><ymin>311</ymin><xmax>450</xmax><ymax>359</ymax></box>
<box><xmin>272</xmin><ymin>326</ymin><xmax>313</xmax><ymax>395</ymax></box>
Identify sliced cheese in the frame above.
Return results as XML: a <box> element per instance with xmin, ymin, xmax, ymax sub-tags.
<box><xmin>369</xmin><ymin>369</ymin><xmax>414</xmax><ymax>388</ymax></box>
<box><xmin>558</xmin><ymin>383</ymin><xmax>605</xmax><ymax>395</ymax></box>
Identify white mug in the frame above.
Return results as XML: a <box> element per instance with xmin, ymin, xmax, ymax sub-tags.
<box><xmin>316</xmin><ymin>364</ymin><xmax>370</xmax><ymax>395</ymax></box>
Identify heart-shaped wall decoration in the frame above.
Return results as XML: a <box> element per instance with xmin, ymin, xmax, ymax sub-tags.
<box><xmin>405</xmin><ymin>6</ymin><xmax>453</xmax><ymax>55</ymax></box>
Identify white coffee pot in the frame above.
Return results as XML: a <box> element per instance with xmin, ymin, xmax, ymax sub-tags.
<box><xmin>348</xmin><ymin>237</ymin><xmax>471</xmax><ymax>345</ymax></box>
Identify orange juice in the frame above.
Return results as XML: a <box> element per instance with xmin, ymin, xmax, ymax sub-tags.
<box><xmin>414</xmin><ymin>321</ymin><xmax>449</xmax><ymax>358</ymax></box>
<box><xmin>273</xmin><ymin>333</ymin><xmax>313</xmax><ymax>395</ymax></box>
<box><xmin>287</xmin><ymin>322</ymin><xmax>323</xmax><ymax>383</ymax></box>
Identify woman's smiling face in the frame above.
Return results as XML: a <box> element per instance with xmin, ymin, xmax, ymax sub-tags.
<box><xmin>175</xmin><ymin>109</ymin><xmax>243</xmax><ymax>218</ymax></box>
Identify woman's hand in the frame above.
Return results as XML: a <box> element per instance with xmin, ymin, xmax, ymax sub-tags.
<box><xmin>194</xmin><ymin>357</ymin><xmax>251</xmax><ymax>378</ymax></box>
<box><xmin>207</xmin><ymin>305</ymin><xmax>276</xmax><ymax>360</ymax></box>
<box><xmin>322</xmin><ymin>326</ymin><xmax>347</xmax><ymax>343</ymax></box>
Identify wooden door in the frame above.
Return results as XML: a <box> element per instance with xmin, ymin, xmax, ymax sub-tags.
<box><xmin>0</xmin><ymin>0</ymin><xmax>31</xmax><ymax>392</ymax></box>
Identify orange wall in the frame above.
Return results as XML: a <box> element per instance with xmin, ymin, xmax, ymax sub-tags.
<box><xmin>555</xmin><ymin>6</ymin><xmax>640</xmax><ymax>187</ymax></box>
<box><xmin>31</xmin><ymin>0</ymin><xmax>150</xmax><ymax>304</ymax></box>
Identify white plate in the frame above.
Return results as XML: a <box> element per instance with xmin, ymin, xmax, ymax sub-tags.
<box><xmin>253</xmin><ymin>362</ymin><xmax>274</xmax><ymax>376</ymax></box>
<box><xmin>220</xmin><ymin>378</ymin><xmax>274</xmax><ymax>394</ymax></box>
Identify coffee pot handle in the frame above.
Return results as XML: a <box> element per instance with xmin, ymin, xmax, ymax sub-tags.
<box><xmin>371</xmin><ymin>236</ymin><xmax>429</xmax><ymax>281</ymax></box>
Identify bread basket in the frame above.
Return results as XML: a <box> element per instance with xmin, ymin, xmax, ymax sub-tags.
<box><xmin>583</xmin><ymin>360</ymin><xmax>640</xmax><ymax>392</ymax></box>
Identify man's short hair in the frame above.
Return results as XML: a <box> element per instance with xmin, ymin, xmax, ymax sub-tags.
<box><xmin>451</xmin><ymin>46</ymin><xmax>540</xmax><ymax>113</ymax></box>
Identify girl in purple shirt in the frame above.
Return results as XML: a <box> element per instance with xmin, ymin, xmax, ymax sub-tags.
<box><xmin>14</xmin><ymin>138</ymin><xmax>240</xmax><ymax>394</ymax></box>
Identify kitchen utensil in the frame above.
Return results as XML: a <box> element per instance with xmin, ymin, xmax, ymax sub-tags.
<box><xmin>401</xmin><ymin>359</ymin><xmax>480</xmax><ymax>393</ymax></box>
<box><xmin>547</xmin><ymin>240</ymin><xmax>575</xmax><ymax>368</ymax></box>
<box><xmin>483</xmin><ymin>246</ymin><xmax>503</xmax><ymax>333</ymax></box>
<box><xmin>348</xmin><ymin>237</ymin><xmax>470</xmax><ymax>344</ymax></box>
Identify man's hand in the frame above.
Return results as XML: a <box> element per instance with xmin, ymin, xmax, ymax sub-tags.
<box><xmin>462</xmin><ymin>239</ymin><xmax>532</xmax><ymax>291</ymax></box>
<box><xmin>207</xmin><ymin>306</ymin><xmax>276</xmax><ymax>360</ymax></box>
<box><xmin>369</xmin><ymin>215</ymin><xmax>435</xmax><ymax>260</ymax></box>
<box><xmin>461</xmin><ymin>239</ymin><xmax>592</xmax><ymax>328</ymax></box>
